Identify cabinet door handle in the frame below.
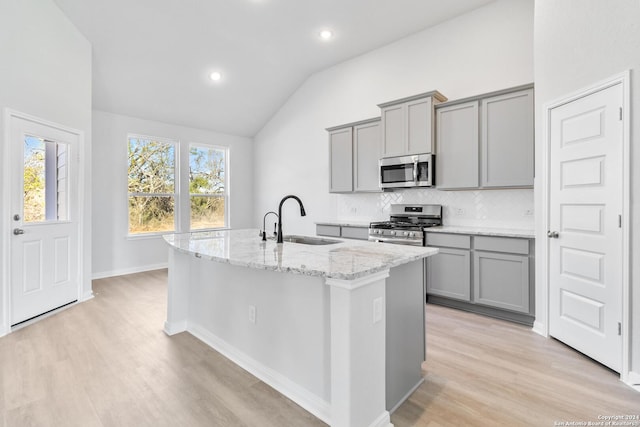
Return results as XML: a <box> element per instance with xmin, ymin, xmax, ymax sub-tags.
<box><xmin>547</xmin><ymin>230</ymin><xmax>559</xmax><ymax>239</ymax></box>
<box><xmin>13</xmin><ymin>228</ymin><xmax>25</xmax><ymax>235</ymax></box>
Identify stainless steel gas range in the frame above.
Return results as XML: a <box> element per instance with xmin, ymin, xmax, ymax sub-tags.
<box><xmin>369</xmin><ymin>204</ymin><xmax>443</xmax><ymax>246</ymax></box>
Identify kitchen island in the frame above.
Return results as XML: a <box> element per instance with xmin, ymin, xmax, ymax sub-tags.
<box><xmin>163</xmin><ymin>229</ymin><xmax>438</xmax><ymax>427</ymax></box>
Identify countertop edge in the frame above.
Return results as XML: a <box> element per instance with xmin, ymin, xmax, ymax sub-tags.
<box><xmin>425</xmin><ymin>226</ymin><xmax>535</xmax><ymax>239</ymax></box>
<box><xmin>164</xmin><ymin>232</ymin><xmax>438</xmax><ymax>281</ymax></box>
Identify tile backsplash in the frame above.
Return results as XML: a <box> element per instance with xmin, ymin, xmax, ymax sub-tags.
<box><xmin>336</xmin><ymin>188</ymin><xmax>534</xmax><ymax>229</ymax></box>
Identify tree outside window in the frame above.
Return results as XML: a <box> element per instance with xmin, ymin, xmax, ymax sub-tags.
<box><xmin>128</xmin><ymin>136</ymin><xmax>176</xmax><ymax>234</ymax></box>
<box><xmin>189</xmin><ymin>145</ymin><xmax>227</xmax><ymax>230</ymax></box>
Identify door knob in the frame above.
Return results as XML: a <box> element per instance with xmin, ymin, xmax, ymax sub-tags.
<box><xmin>13</xmin><ymin>228</ymin><xmax>24</xmax><ymax>235</ymax></box>
<box><xmin>547</xmin><ymin>230</ymin><xmax>559</xmax><ymax>239</ymax></box>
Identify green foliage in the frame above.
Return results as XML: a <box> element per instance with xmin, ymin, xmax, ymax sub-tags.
<box><xmin>189</xmin><ymin>146</ymin><xmax>226</xmax><ymax>229</ymax></box>
<box><xmin>128</xmin><ymin>138</ymin><xmax>175</xmax><ymax>233</ymax></box>
<box><xmin>23</xmin><ymin>149</ymin><xmax>46</xmax><ymax>222</ymax></box>
<box><xmin>127</xmin><ymin>139</ymin><xmax>227</xmax><ymax>234</ymax></box>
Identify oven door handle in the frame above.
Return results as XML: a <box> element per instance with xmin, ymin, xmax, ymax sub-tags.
<box><xmin>368</xmin><ymin>236</ymin><xmax>423</xmax><ymax>246</ymax></box>
<box><xmin>413</xmin><ymin>157</ymin><xmax>418</xmax><ymax>182</ymax></box>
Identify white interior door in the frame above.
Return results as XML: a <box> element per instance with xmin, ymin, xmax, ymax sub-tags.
<box><xmin>548</xmin><ymin>83</ymin><xmax>623</xmax><ymax>372</ymax></box>
<box><xmin>9</xmin><ymin>115</ymin><xmax>79</xmax><ymax>326</ymax></box>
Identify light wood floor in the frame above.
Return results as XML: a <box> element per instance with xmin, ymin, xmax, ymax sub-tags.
<box><xmin>0</xmin><ymin>270</ymin><xmax>638</xmax><ymax>426</ymax></box>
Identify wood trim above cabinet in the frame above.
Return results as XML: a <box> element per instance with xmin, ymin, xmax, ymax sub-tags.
<box><xmin>377</xmin><ymin>90</ymin><xmax>448</xmax><ymax>108</ymax></box>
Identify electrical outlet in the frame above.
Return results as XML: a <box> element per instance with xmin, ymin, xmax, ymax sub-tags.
<box><xmin>248</xmin><ymin>305</ymin><xmax>256</xmax><ymax>324</ymax></box>
<box><xmin>372</xmin><ymin>297</ymin><xmax>383</xmax><ymax>324</ymax></box>
<box><xmin>524</xmin><ymin>209</ymin><xmax>534</xmax><ymax>216</ymax></box>
<box><xmin>455</xmin><ymin>208</ymin><xmax>465</xmax><ymax>216</ymax></box>
<box><xmin>350</xmin><ymin>207</ymin><xmax>357</xmax><ymax>214</ymax></box>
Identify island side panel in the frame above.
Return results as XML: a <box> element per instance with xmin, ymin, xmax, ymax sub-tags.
<box><xmin>386</xmin><ymin>259</ymin><xmax>426</xmax><ymax>412</ymax></box>
<box><xmin>164</xmin><ymin>249</ymin><xmax>191</xmax><ymax>335</ymax></box>
<box><xmin>326</xmin><ymin>271</ymin><xmax>393</xmax><ymax>427</ymax></box>
<box><xmin>185</xmin><ymin>258</ymin><xmax>332</xmax><ymax>422</ymax></box>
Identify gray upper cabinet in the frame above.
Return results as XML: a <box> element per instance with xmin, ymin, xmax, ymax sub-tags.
<box><xmin>435</xmin><ymin>84</ymin><xmax>534</xmax><ymax>190</ymax></box>
<box><xmin>327</xmin><ymin>118</ymin><xmax>381</xmax><ymax>193</ymax></box>
<box><xmin>379</xmin><ymin>91</ymin><xmax>447</xmax><ymax>157</ymax></box>
<box><xmin>380</xmin><ymin>104</ymin><xmax>405</xmax><ymax>157</ymax></box>
<box><xmin>353</xmin><ymin>120</ymin><xmax>381</xmax><ymax>192</ymax></box>
<box><xmin>435</xmin><ymin>101</ymin><xmax>479</xmax><ymax>189</ymax></box>
<box><xmin>481</xmin><ymin>89</ymin><xmax>534</xmax><ymax>188</ymax></box>
<box><xmin>328</xmin><ymin>126</ymin><xmax>353</xmax><ymax>192</ymax></box>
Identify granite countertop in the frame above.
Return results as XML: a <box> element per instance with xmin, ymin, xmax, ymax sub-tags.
<box><xmin>164</xmin><ymin>229</ymin><xmax>438</xmax><ymax>281</ymax></box>
<box><xmin>316</xmin><ymin>221</ymin><xmax>535</xmax><ymax>239</ymax></box>
<box><xmin>425</xmin><ymin>225</ymin><xmax>535</xmax><ymax>239</ymax></box>
<box><xmin>315</xmin><ymin>220</ymin><xmax>372</xmax><ymax>228</ymax></box>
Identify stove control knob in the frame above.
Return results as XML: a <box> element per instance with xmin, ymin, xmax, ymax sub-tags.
<box><xmin>409</xmin><ymin>232</ymin><xmax>415</xmax><ymax>237</ymax></box>
<box><xmin>403</xmin><ymin>231</ymin><xmax>409</xmax><ymax>236</ymax></box>
<box><xmin>390</xmin><ymin>230</ymin><xmax>396</xmax><ymax>236</ymax></box>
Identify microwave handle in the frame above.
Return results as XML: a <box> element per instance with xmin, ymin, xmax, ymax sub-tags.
<box><xmin>413</xmin><ymin>157</ymin><xmax>418</xmax><ymax>182</ymax></box>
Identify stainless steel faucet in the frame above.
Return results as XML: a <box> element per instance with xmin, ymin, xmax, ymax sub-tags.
<box><xmin>277</xmin><ymin>195</ymin><xmax>306</xmax><ymax>243</ymax></box>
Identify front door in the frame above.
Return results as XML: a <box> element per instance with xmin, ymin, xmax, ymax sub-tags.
<box><xmin>9</xmin><ymin>114</ymin><xmax>80</xmax><ymax>326</ymax></box>
<box><xmin>548</xmin><ymin>82</ymin><xmax>623</xmax><ymax>372</ymax></box>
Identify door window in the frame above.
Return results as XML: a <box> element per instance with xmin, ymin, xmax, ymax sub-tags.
<box><xmin>23</xmin><ymin>135</ymin><xmax>69</xmax><ymax>223</ymax></box>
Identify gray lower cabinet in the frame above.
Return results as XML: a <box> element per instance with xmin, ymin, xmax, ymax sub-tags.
<box><xmin>327</xmin><ymin>118</ymin><xmax>380</xmax><ymax>193</ymax></box>
<box><xmin>474</xmin><ymin>251</ymin><xmax>529</xmax><ymax>313</ymax></box>
<box><xmin>435</xmin><ymin>84</ymin><xmax>534</xmax><ymax>190</ymax></box>
<box><xmin>316</xmin><ymin>224</ymin><xmax>369</xmax><ymax>240</ymax></box>
<box><xmin>316</xmin><ymin>224</ymin><xmax>341</xmax><ymax>237</ymax></box>
<box><xmin>425</xmin><ymin>232</ymin><xmax>534</xmax><ymax>325</ymax></box>
<box><xmin>426</xmin><ymin>248</ymin><xmax>471</xmax><ymax>301</ymax></box>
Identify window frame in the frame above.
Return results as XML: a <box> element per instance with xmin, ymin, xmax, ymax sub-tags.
<box><xmin>187</xmin><ymin>143</ymin><xmax>229</xmax><ymax>231</ymax></box>
<box><xmin>126</xmin><ymin>133</ymin><xmax>178</xmax><ymax>238</ymax></box>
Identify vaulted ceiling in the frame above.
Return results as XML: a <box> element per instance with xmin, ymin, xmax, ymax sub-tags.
<box><xmin>53</xmin><ymin>0</ymin><xmax>495</xmax><ymax>137</ymax></box>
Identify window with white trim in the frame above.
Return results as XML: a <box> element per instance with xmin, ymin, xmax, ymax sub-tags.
<box><xmin>127</xmin><ymin>135</ymin><xmax>176</xmax><ymax>235</ymax></box>
<box><xmin>189</xmin><ymin>144</ymin><xmax>228</xmax><ymax>230</ymax></box>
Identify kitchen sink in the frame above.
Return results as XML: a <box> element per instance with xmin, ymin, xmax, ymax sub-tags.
<box><xmin>282</xmin><ymin>235</ymin><xmax>341</xmax><ymax>245</ymax></box>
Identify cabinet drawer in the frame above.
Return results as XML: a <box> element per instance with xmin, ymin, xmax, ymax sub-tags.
<box><xmin>341</xmin><ymin>226</ymin><xmax>369</xmax><ymax>240</ymax></box>
<box><xmin>316</xmin><ymin>225</ymin><xmax>341</xmax><ymax>237</ymax></box>
<box><xmin>474</xmin><ymin>236</ymin><xmax>529</xmax><ymax>255</ymax></box>
<box><xmin>425</xmin><ymin>233</ymin><xmax>471</xmax><ymax>249</ymax></box>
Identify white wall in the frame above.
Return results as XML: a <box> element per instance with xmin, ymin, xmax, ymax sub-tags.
<box><xmin>91</xmin><ymin>111</ymin><xmax>254</xmax><ymax>278</ymax></box>
<box><xmin>253</xmin><ymin>0</ymin><xmax>534</xmax><ymax>236</ymax></box>
<box><xmin>533</xmin><ymin>0</ymin><xmax>640</xmax><ymax>383</ymax></box>
<box><xmin>0</xmin><ymin>0</ymin><xmax>92</xmax><ymax>333</ymax></box>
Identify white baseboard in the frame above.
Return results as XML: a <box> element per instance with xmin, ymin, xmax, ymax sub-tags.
<box><xmin>80</xmin><ymin>290</ymin><xmax>94</xmax><ymax>302</ymax></box>
<box><xmin>91</xmin><ymin>263</ymin><xmax>168</xmax><ymax>280</ymax></box>
<box><xmin>624</xmin><ymin>371</ymin><xmax>640</xmax><ymax>392</ymax></box>
<box><xmin>0</xmin><ymin>323</ymin><xmax>8</xmax><ymax>338</ymax></box>
<box><xmin>163</xmin><ymin>320</ymin><xmax>187</xmax><ymax>336</ymax></box>
<box><xmin>369</xmin><ymin>411</ymin><xmax>392</xmax><ymax>427</ymax></box>
<box><xmin>188</xmin><ymin>323</ymin><xmax>331</xmax><ymax>425</ymax></box>
<box><xmin>532</xmin><ymin>320</ymin><xmax>547</xmax><ymax>337</ymax></box>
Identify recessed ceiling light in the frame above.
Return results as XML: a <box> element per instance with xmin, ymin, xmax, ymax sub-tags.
<box><xmin>209</xmin><ymin>71</ymin><xmax>222</xmax><ymax>82</ymax></box>
<box><xmin>319</xmin><ymin>29</ymin><xmax>333</xmax><ymax>41</ymax></box>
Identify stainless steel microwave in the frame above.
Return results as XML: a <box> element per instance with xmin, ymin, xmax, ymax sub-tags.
<box><xmin>379</xmin><ymin>154</ymin><xmax>434</xmax><ymax>189</ymax></box>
